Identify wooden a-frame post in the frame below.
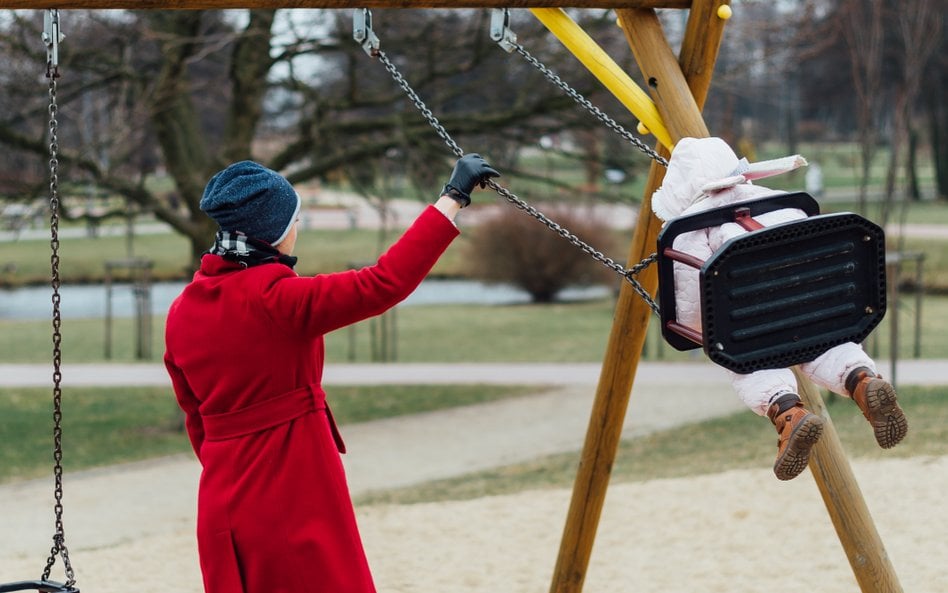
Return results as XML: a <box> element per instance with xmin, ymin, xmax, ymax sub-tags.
<box><xmin>2</xmin><ymin>2</ymin><xmax>903</xmax><ymax>592</ymax></box>
<box><xmin>544</xmin><ymin>4</ymin><xmax>711</xmax><ymax>591</ymax></box>
<box><xmin>540</xmin><ymin>4</ymin><xmax>904</xmax><ymax>593</ymax></box>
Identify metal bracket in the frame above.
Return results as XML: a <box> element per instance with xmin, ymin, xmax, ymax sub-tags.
<box><xmin>353</xmin><ymin>8</ymin><xmax>380</xmax><ymax>57</ymax></box>
<box><xmin>43</xmin><ymin>9</ymin><xmax>63</xmax><ymax>78</ymax></box>
<box><xmin>489</xmin><ymin>9</ymin><xmax>518</xmax><ymax>53</ymax></box>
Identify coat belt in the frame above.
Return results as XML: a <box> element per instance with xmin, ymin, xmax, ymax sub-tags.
<box><xmin>201</xmin><ymin>384</ymin><xmax>346</xmax><ymax>453</ymax></box>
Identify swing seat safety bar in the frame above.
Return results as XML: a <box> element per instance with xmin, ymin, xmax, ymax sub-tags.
<box><xmin>656</xmin><ymin>193</ymin><xmax>887</xmax><ymax>374</ymax></box>
<box><xmin>0</xmin><ymin>581</ymin><xmax>79</xmax><ymax>593</ymax></box>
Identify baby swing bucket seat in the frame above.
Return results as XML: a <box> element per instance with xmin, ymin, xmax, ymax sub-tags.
<box><xmin>657</xmin><ymin>192</ymin><xmax>887</xmax><ymax>374</ymax></box>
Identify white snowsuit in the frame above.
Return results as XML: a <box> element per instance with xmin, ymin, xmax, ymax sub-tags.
<box><xmin>652</xmin><ymin>137</ymin><xmax>877</xmax><ymax>416</ymax></box>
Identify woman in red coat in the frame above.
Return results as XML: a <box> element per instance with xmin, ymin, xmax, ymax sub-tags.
<box><xmin>164</xmin><ymin>155</ymin><xmax>499</xmax><ymax>593</ymax></box>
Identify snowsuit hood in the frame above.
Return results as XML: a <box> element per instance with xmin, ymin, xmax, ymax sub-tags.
<box><xmin>651</xmin><ymin>137</ymin><xmax>808</xmax><ymax>221</ymax></box>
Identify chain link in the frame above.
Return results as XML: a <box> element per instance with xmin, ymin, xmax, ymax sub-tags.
<box><xmin>42</xmin><ymin>71</ymin><xmax>76</xmax><ymax>589</ymax></box>
<box><xmin>511</xmin><ymin>43</ymin><xmax>669</xmax><ymax>168</ymax></box>
<box><xmin>375</xmin><ymin>50</ymin><xmax>660</xmax><ymax>314</ymax></box>
<box><xmin>377</xmin><ymin>51</ymin><xmax>464</xmax><ymax>159</ymax></box>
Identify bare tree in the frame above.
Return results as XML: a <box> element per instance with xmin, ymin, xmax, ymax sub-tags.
<box><xmin>925</xmin><ymin>24</ymin><xmax>948</xmax><ymax>201</ymax></box>
<box><xmin>0</xmin><ymin>8</ymin><xmax>638</xmax><ymax>272</ymax></box>
<box><xmin>837</xmin><ymin>0</ymin><xmax>886</xmax><ymax>215</ymax></box>
<box><xmin>882</xmin><ymin>0</ymin><xmax>942</xmax><ymax>231</ymax></box>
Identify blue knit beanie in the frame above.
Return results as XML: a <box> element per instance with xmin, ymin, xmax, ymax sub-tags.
<box><xmin>200</xmin><ymin>161</ymin><xmax>301</xmax><ymax>245</ymax></box>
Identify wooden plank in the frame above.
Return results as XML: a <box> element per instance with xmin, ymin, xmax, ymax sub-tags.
<box><xmin>0</xmin><ymin>1</ymin><xmax>693</xmax><ymax>9</ymax></box>
<box><xmin>677</xmin><ymin>0</ymin><xmax>729</xmax><ymax>108</ymax></box>
<box><xmin>617</xmin><ymin>8</ymin><xmax>708</xmax><ymax>140</ymax></box>
<box><xmin>548</xmin><ymin>5</ymin><xmax>723</xmax><ymax>592</ymax></box>
<box><xmin>794</xmin><ymin>369</ymin><xmax>904</xmax><ymax>593</ymax></box>
<box><xmin>548</xmin><ymin>148</ymin><xmax>667</xmax><ymax>593</ymax></box>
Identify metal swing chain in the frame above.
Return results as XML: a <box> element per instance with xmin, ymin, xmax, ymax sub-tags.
<box><xmin>42</xmin><ymin>9</ymin><xmax>77</xmax><ymax>587</ymax></box>
<box><xmin>370</xmin><ymin>44</ymin><xmax>660</xmax><ymax>313</ymax></box>
<box><xmin>507</xmin><ymin>42</ymin><xmax>668</xmax><ymax>168</ymax></box>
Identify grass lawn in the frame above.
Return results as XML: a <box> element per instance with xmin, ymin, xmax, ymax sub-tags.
<box><xmin>3</xmin><ymin>193</ymin><xmax>946</xmax><ymax>289</ymax></box>
<box><xmin>0</xmin><ymin>225</ymin><xmax>469</xmax><ymax>287</ymax></box>
<box><xmin>3</xmin><ymin>292</ymin><xmax>947</xmax><ymax>364</ymax></box>
<box><xmin>356</xmin><ymin>385</ymin><xmax>948</xmax><ymax>505</ymax></box>
<box><xmin>0</xmin><ymin>383</ymin><xmax>539</xmax><ymax>484</ymax></box>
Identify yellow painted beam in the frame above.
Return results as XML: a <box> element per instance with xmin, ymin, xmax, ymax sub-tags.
<box><xmin>530</xmin><ymin>7</ymin><xmax>673</xmax><ymax>150</ymax></box>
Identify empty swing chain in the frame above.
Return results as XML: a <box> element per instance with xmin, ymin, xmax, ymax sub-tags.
<box><xmin>359</xmin><ymin>13</ymin><xmax>659</xmax><ymax>313</ymax></box>
<box><xmin>42</xmin><ymin>9</ymin><xmax>76</xmax><ymax>586</ymax></box>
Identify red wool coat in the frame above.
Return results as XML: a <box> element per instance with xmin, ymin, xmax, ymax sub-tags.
<box><xmin>164</xmin><ymin>206</ymin><xmax>459</xmax><ymax>593</ymax></box>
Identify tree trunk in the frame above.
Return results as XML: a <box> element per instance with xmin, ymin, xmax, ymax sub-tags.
<box><xmin>906</xmin><ymin>126</ymin><xmax>921</xmax><ymax>201</ymax></box>
<box><xmin>840</xmin><ymin>0</ymin><xmax>884</xmax><ymax>217</ymax></box>
<box><xmin>882</xmin><ymin>97</ymin><xmax>905</xmax><ymax>228</ymax></box>
<box><xmin>926</xmin><ymin>75</ymin><xmax>948</xmax><ymax>200</ymax></box>
<box><xmin>146</xmin><ymin>10</ymin><xmax>278</xmax><ymax>271</ymax></box>
<box><xmin>223</xmin><ymin>10</ymin><xmax>277</xmax><ymax>164</ymax></box>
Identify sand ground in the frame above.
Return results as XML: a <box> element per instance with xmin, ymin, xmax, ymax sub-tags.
<box><xmin>4</xmin><ymin>456</ymin><xmax>944</xmax><ymax>593</ymax></box>
<box><xmin>1</xmin><ymin>360</ymin><xmax>944</xmax><ymax>592</ymax></box>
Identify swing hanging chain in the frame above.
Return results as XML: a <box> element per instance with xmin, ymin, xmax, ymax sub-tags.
<box><xmin>490</xmin><ymin>9</ymin><xmax>668</xmax><ymax>168</ymax></box>
<box><xmin>375</xmin><ymin>51</ymin><xmax>464</xmax><ymax>159</ymax></box>
<box><xmin>362</xmin><ymin>9</ymin><xmax>661</xmax><ymax>314</ymax></box>
<box><xmin>374</xmin><ymin>49</ymin><xmax>659</xmax><ymax>313</ymax></box>
<box><xmin>509</xmin><ymin>44</ymin><xmax>669</xmax><ymax>169</ymax></box>
<box><xmin>42</xmin><ymin>9</ymin><xmax>76</xmax><ymax>587</ymax></box>
<box><xmin>488</xmin><ymin>177</ymin><xmax>661</xmax><ymax>313</ymax></box>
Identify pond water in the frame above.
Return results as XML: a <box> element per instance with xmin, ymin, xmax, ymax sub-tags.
<box><xmin>0</xmin><ymin>279</ymin><xmax>611</xmax><ymax>321</ymax></box>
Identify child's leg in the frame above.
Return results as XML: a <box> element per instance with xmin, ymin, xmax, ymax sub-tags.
<box><xmin>728</xmin><ymin>368</ymin><xmax>823</xmax><ymax>480</ymax></box>
<box><xmin>798</xmin><ymin>342</ymin><xmax>876</xmax><ymax>397</ymax></box>
<box><xmin>800</xmin><ymin>342</ymin><xmax>906</xmax><ymax>448</ymax></box>
<box><xmin>727</xmin><ymin>368</ymin><xmax>798</xmax><ymax>416</ymax></box>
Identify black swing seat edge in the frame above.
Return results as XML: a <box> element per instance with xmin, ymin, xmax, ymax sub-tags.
<box><xmin>656</xmin><ymin>191</ymin><xmax>822</xmax><ymax>243</ymax></box>
<box><xmin>656</xmin><ymin>192</ymin><xmax>887</xmax><ymax>374</ymax></box>
<box><xmin>657</xmin><ymin>191</ymin><xmax>826</xmax><ymax>354</ymax></box>
<box><xmin>0</xmin><ymin>581</ymin><xmax>79</xmax><ymax>593</ymax></box>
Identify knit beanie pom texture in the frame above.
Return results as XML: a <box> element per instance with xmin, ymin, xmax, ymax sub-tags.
<box><xmin>200</xmin><ymin>160</ymin><xmax>301</xmax><ymax>246</ymax></box>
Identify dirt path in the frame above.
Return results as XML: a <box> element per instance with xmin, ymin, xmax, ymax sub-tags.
<box><xmin>0</xmin><ymin>373</ymin><xmax>743</xmax><ymax>561</ymax></box>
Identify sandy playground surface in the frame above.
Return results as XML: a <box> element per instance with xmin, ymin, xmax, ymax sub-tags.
<box><xmin>3</xmin><ymin>454</ymin><xmax>945</xmax><ymax>593</ymax></box>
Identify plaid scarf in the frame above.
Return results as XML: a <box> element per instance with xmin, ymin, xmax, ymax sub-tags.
<box><xmin>208</xmin><ymin>231</ymin><xmax>298</xmax><ymax>269</ymax></box>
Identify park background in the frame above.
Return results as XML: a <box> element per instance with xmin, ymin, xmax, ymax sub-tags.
<box><xmin>1</xmin><ymin>3</ymin><xmax>947</xmax><ymax>592</ymax></box>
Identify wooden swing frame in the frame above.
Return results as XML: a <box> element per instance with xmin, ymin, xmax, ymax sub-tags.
<box><xmin>0</xmin><ymin>3</ymin><xmax>903</xmax><ymax>593</ymax></box>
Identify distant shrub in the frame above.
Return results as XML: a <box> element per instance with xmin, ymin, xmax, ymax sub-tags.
<box><xmin>464</xmin><ymin>205</ymin><xmax>618</xmax><ymax>303</ymax></box>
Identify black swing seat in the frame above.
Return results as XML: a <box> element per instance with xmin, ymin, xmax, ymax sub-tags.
<box><xmin>656</xmin><ymin>192</ymin><xmax>887</xmax><ymax>374</ymax></box>
<box><xmin>0</xmin><ymin>581</ymin><xmax>79</xmax><ymax>593</ymax></box>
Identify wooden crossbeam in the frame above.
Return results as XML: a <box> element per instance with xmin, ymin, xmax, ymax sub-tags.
<box><xmin>0</xmin><ymin>1</ymin><xmax>693</xmax><ymax>9</ymax></box>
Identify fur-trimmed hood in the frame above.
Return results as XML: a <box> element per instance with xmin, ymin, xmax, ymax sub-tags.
<box><xmin>651</xmin><ymin>137</ymin><xmax>807</xmax><ymax>221</ymax></box>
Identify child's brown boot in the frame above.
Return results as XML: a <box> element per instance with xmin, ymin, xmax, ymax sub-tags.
<box><xmin>846</xmin><ymin>367</ymin><xmax>908</xmax><ymax>449</ymax></box>
<box><xmin>767</xmin><ymin>393</ymin><xmax>824</xmax><ymax>481</ymax></box>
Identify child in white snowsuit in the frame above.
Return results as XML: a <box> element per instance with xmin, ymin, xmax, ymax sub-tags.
<box><xmin>651</xmin><ymin>137</ymin><xmax>908</xmax><ymax>480</ymax></box>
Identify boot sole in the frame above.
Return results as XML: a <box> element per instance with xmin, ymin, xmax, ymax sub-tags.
<box><xmin>863</xmin><ymin>379</ymin><xmax>908</xmax><ymax>449</ymax></box>
<box><xmin>774</xmin><ymin>414</ymin><xmax>824</xmax><ymax>481</ymax></box>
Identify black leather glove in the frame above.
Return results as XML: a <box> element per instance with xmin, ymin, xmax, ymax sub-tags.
<box><xmin>442</xmin><ymin>153</ymin><xmax>500</xmax><ymax>207</ymax></box>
